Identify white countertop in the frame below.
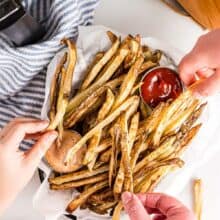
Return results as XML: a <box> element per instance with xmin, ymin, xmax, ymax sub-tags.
<box><xmin>2</xmin><ymin>0</ymin><xmax>219</xmax><ymax>219</ymax></box>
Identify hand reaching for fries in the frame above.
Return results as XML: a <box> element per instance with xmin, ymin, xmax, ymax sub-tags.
<box><xmin>179</xmin><ymin>28</ymin><xmax>220</xmax><ymax>97</ymax></box>
<box><xmin>122</xmin><ymin>192</ymin><xmax>196</xmax><ymax>220</ymax></box>
<box><xmin>0</xmin><ymin>118</ymin><xmax>57</xmax><ymax>216</ymax></box>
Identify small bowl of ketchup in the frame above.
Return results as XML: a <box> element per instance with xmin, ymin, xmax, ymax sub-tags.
<box><xmin>140</xmin><ymin>67</ymin><xmax>183</xmax><ymax>108</ymax></box>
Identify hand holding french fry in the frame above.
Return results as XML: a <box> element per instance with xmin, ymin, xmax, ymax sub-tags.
<box><xmin>0</xmin><ymin>118</ymin><xmax>57</xmax><ymax>216</ymax></box>
<box><xmin>122</xmin><ymin>192</ymin><xmax>196</xmax><ymax>220</ymax></box>
<box><xmin>179</xmin><ymin>29</ymin><xmax>220</xmax><ymax>97</ymax></box>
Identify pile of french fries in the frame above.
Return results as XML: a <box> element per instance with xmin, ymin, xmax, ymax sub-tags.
<box><xmin>46</xmin><ymin>31</ymin><xmax>205</xmax><ymax>219</ymax></box>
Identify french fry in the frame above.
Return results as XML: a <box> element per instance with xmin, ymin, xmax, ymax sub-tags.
<box><xmin>124</xmin><ymin>36</ymin><xmax>140</xmax><ymax>69</ymax></box>
<box><xmin>97</xmin><ymin>88</ymin><xmax>115</xmax><ymax>122</ymax></box>
<box><xmin>153</xmin><ymin>90</ymin><xmax>195</xmax><ymax>146</ymax></box>
<box><xmin>128</xmin><ymin>112</ymin><xmax>140</xmax><ymax>152</ymax></box>
<box><xmin>134</xmin><ymin>136</ymin><xmax>176</xmax><ymax>173</ymax></box>
<box><xmin>112</xmin><ymin>202</ymin><xmax>123</xmax><ymax>220</ymax></box>
<box><xmin>109</xmin><ymin>124</ymin><xmax>120</xmax><ymax>187</ymax></box>
<box><xmin>194</xmin><ymin>179</ymin><xmax>202</xmax><ymax>220</ymax></box>
<box><xmin>47</xmin><ymin>39</ymin><xmax>76</xmax><ymax>130</ymax></box>
<box><xmin>135</xmin><ymin>163</ymin><xmax>181</xmax><ymax>193</ymax></box>
<box><xmin>48</xmin><ymin>165</ymin><xmax>109</xmax><ymax>185</ymax></box>
<box><xmin>50</xmin><ymin>173</ymin><xmax>108</xmax><ymax>190</ymax></box>
<box><xmin>64</xmin><ymin>86</ymin><xmax>108</xmax><ymax>128</ymax></box>
<box><xmin>49</xmin><ymin>52</ymin><xmax>67</xmax><ymax>121</ymax></box>
<box><xmin>83</xmin><ymin>88</ymin><xmax>115</xmax><ymax>168</ymax></box>
<box><xmin>140</xmin><ymin>101</ymin><xmax>150</xmax><ymax>118</ymax></box>
<box><xmin>107</xmin><ymin>31</ymin><xmax>118</xmax><ymax>43</ymax></box>
<box><xmin>164</xmin><ymin>99</ymin><xmax>200</xmax><ymax>135</ymax></box>
<box><xmin>83</xmin><ymin>131</ymin><xmax>102</xmax><ymax>166</ymax></box>
<box><xmin>66</xmin><ymin>181</ymin><xmax>108</xmax><ymax>213</ymax></box>
<box><xmin>112</xmin><ymin>56</ymin><xmax>144</xmax><ymax>109</ymax></box>
<box><xmin>138</xmin><ymin>60</ymin><xmax>158</xmax><ymax>75</ymax></box>
<box><xmin>80</xmin><ymin>37</ymin><xmax>120</xmax><ymax>90</ymax></box>
<box><xmin>130</xmin><ymin>133</ymin><xmax>149</xmax><ymax>169</ymax></box>
<box><xmin>134</xmin><ymin>158</ymin><xmax>184</xmax><ymax>180</ymax></box>
<box><xmin>66</xmin><ymin>45</ymin><xmax>129</xmax><ymax>115</ymax></box>
<box><xmin>120</xmin><ymin>113</ymin><xmax>133</xmax><ymax>192</ymax></box>
<box><xmin>65</xmin><ymin>96</ymin><xmax>140</xmax><ymax>164</ymax></box>
<box><xmin>88</xmin><ymin>190</ymin><xmax>114</xmax><ymax>204</ymax></box>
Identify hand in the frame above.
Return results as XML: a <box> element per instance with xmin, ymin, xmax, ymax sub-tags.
<box><xmin>179</xmin><ymin>28</ymin><xmax>220</xmax><ymax>97</ymax></box>
<box><xmin>0</xmin><ymin>118</ymin><xmax>57</xmax><ymax>216</ymax></box>
<box><xmin>122</xmin><ymin>192</ymin><xmax>195</xmax><ymax>220</ymax></box>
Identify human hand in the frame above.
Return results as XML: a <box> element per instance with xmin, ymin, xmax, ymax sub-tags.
<box><xmin>0</xmin><ymin>118</ymin><xmax>57</xmax><ymax>216</ymax></box>
<box><xmin>179</xmin><ymin>28</ymin><xmax>220</xmax><ymax>97</ymax></box>
<box><xmin>122</xmin><ymin>192</ymin><xmax>195</xmax><ymax>220</ymax></box>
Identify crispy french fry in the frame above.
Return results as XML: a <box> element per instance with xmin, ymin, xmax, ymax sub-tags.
<box><xmin>181</xmin><ymin>103</ymin><xmax>206</xmax><ymax>134</ymax></box>
<box><xmin>164</xmin><ymin>99</ymin><xmax>200</xmax><ymax>135</ymax></box>
<box><xmin>48</xmin><ymin>165</ymin><xmax>109</xmax><ymax>185</ymax></box>
<box><xmin>140</xmin><ymin>101</ymin><xmax>151</xmax><ymax>118</ymax></box>
<box><xmin>134</xmin><ymin>158</ymin><xmax>184</xmax><ymax>180</ymax></box>
<box><xmin>112</xmin><ymin>202</ymin><xmax>123</xmax><ymax>220</ymax></box>
<box><xmin>175</xmin><ymin>124</ymin><xmax>202</xmax><ymax>156</ymax></box>
<box><xmin>66</xmin><ymin>180</ymin><xmax>108</xmax><ymax>213</ymax></box>
<box><xmin>131</xmin><ymin>81</ymin><xmax>143</xmax><ymax>95</ymax></box>
<box><xmin>134</xmin><ymin>136</ymin><xmax>176</xmax><ymax>173</ymax></box>
<box><xmin>80</xmin><ymin>37</ymin><xmax>120</xmax><ymax>90</ymax></box>
<box><xmin>107</xmin><ymin>31</ymin><xmax>118</xmax><ymax>43</ymax></box>
<box><xmin>120</xmin><ymin>113</ymin><xmax>133</xmax><ymax>192</ymax></box>
<box><xmin>88</xmin><ymin>190</ymin><xmax>114</xmax><ymax>204</ymax></box>
<box><xmin>97</xmin><ymin>88</ymin><xmax>115</xmax><ymax>122</ymax></box>
<box><xmin>49</xmin><ymin>52</ymin><xmax>67</xmax><ymax>121</ymax></box>
<box><xmin>64</xmin><ymin>86</ymin><xmax>108</xmax><ymax>128</ymax></box>
<box><xmin>109</xmin><ymin>124</ymin><xmax>120</xmax><ymax>187</ymax></box>
<box><xmin>138</xmin><ymin>60</ymin><xmax>158</xmax><ymax>75</ymax></box>
<box><xmin>66</xmin><ymin>45</ymin><xmax>129</xmax><ymax>115</ymax></box>
<box><xmin>128</xmin><ymin>112</ymin><xmax>140</xmax><ymax>151</ymax></box>
<box><xmin>130</xmin><ymin>133</ymin><xmax>149</xmax><ymax>169</ymax></box>
<box><xmin>124</xmin><ymin>37</ymin><xmax>140</xmax><ymax>69</ymax></box>
<box><xmin>47</xmin><ymin>39</ymin><xmax>76</xmax><ymax>130</ymax></box>
<box><xmin>194</xmin><ymin>179</ymin><xmax>202</xmax><ymax>220</ymax></box>
<box><xmin>137</xmin><ymin>102</ymin><xmax>168</xmax><ymax>137</ymax></box>
<box><xmin>50</xmin><ymin>173</ymin><xmax>108</xmax><ymax>190</ymax></box>
<box><xmin>65</xmin><ymin>96</ymin><xmax>140</xmax><ymax>164</ymax></box>
<box><xmin>153</xmin><ymin>90</ymin><xmax>195</xmax><ymax>146</ymax></box>
<box><xmin>112</xmin><ymin>56</ymin><xmax>144</xmax><ymax>110</ymax></box>
<box><xmin>135</xmin><ymin>164</ymin><xmax>180</xmax><ymax>193</ymax></box>
<box><xmin>83</xmin><ymin>131</ymin><xmax>102</xmax><ymax>166</ymax></box>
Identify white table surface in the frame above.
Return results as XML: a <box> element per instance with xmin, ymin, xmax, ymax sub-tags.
<box><xmin>2</xmin><ymin>0</ymin><xmax>219</xmax><ymax>219</ymax></box>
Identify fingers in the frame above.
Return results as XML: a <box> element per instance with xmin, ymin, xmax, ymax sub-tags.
<box><xmin>0</xmin><ymin>117</ymin><xmax>41</xmax><ymax>138</ymax></box>
<box><xmin>122</xmin><ymin>192</ymin><xmax>151</xmax><ymax>220</ymax></box>
<box><xmin>0</xmin><ymin>120</ymin><xmax>49</xmax><ymax>149</ymax></box>
<box><xmin>137</xmin><ymin>193</ymin><xmax>194</xmax><ymax>219</ymax></box>
<box><xmin>24</xmin><ymin>131</ymin><xmax>57</xmax><ymax>167</ymax></box>
<box><xmin>179</xmin><ymin>52</ymin><xmax>206</xmax><ymax>86</ymax></box>
<box><xmin>190</xmin><ymin>68</ymin><xmax>220</xmax><ymax>97</ymax></box>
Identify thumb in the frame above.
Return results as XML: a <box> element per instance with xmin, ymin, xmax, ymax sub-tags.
<box><xmin>122</xmin><ymin>192</ymin><xmax>151</xmax><ymax>220</ymax></box>
<box><xmin>24</xmin><ymin>131</ymin><xmax>57</xmax><ymax>168</ymax></box>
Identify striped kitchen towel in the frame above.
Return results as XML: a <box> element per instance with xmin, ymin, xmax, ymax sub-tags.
<box><xmin>0</xmin><ymin>0</ymin><xmax>99</xmax><ymax>150</ymax></box>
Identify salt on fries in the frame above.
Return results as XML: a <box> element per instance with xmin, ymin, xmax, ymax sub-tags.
<box><xmin>45</xmin><ymin>31</ymin><xmax>205</xmax><ymax>219</ymax></box>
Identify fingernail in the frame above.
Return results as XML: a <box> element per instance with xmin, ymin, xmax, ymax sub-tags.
<box><xmin>122</xmin><ymin>192</ymin><xmax>133</xmax><ymax>204</ymax></box>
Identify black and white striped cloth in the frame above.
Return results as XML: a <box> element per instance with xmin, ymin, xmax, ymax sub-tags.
<box><xmin>0</xmin><ymin>0</ymin><xmax>98</xmax><ymax>150</ymax></box>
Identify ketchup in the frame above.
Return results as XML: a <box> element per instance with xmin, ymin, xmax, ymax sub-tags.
<box><xmin>140</xmin><ymin>67</ymin><xmax>183</xmax><ymax>108</ymax></box>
